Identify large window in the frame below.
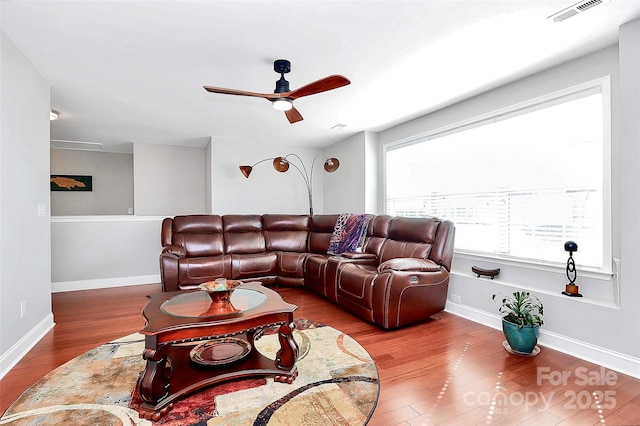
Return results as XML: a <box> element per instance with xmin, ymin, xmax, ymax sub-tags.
<box><xmin>385</xmin><ymin>79</ymin><xmax>611</xmax><ymax>272</ymax></box>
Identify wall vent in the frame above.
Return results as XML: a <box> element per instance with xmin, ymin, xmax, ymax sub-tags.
<box><xmin>548</xmin><ymin>0</ymin><xmax>604</xmax><ymax>22</ymax></box>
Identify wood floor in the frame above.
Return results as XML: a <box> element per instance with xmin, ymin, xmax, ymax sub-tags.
<box><xmin>1</xmin><ymin>284</ymin><xmax>639</xmax><ymax>425</ymax></box>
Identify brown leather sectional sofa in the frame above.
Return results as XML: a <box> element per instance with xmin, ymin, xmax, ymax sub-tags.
<box><xmin>160</xmin><ymin>214</ymin><xmax>455</xmax><ymax>329</ymax></box>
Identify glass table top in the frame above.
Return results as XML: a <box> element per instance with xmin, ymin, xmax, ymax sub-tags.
<box><xmin>161</xmin><ymin>288</ymin><xmax>267</xmax><ymax>318</ymax></box>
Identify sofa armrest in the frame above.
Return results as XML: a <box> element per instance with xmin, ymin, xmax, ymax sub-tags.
<box><xmin>378</xmin><ymin>258</ymin><xmax>441</xmax><ymax>273</ymax></box>
<box><xmin>160</xmin><ymin>245</ymin><xmax>185</xmax><ymax>292</ymax></box>
<box><xmin>372</xmin><ymin>264</ymin><xmax>450</xmax><ymax>328</ymax></box>
<box><xmin>341</xmin><ymin>252</ymin><xmax>377</xmax><ymax>260</ymax></box>
<box><xmin>162</xmin><ymin>245</ymin><xmax>186</xmax><ymax>258</ymax></box>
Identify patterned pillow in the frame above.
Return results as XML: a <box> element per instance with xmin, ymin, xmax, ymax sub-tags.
<box><xmin>327</xmin><ymin>213</ymin><xmax>374</xmax><ymax>255</ymax></box>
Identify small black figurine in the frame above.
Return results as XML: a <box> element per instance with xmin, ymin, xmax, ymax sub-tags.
<box><xmin>562</xmin><ymin>241</ymin><xmax>582</xmax><ymax>297</ymax></box>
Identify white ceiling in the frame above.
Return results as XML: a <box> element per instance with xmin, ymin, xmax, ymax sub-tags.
<box><xmin>2</xmin><ymin>1</ymin><xmax>640</xmax><ymax>153</ymax></box>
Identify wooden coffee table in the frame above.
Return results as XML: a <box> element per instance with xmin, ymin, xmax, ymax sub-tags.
<box><xmin>136</xmin><ymin>281</ymin><xmax>299</xmax><ymax>420</ymax></box>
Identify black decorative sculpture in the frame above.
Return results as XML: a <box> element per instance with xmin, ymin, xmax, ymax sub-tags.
<box><xmin>562</xmin><ymin>241</ymin><xmax>583</xmax><ymax>297</ymax></box>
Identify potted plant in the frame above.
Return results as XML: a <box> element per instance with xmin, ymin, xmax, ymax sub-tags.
<box><xmin>492</xmin><ymin>291</ymin><xmax>543</xmax><ymax>355</ymax></box>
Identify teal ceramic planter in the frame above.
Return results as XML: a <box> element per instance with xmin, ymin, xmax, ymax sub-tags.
<box><xmin>502</xmin><ymin>320</ymin><xmax>539</xmax><ymax>354</ymax></box>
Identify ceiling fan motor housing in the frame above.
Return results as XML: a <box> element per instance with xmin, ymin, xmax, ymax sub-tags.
<box><xmin>274</xmin><ymin>59</ymin><xmax>291</xmax><ymax>93</ymax></box>
<box><xmin>274</xmin><ymin>59</ymin><xmax>291</xmax><ymax>74</ymax></box>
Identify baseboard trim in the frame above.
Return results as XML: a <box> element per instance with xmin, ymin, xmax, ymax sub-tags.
<box><xmin>51</xmin><ymin>274</ymin><xmax>160</xmax><ymax>293</ymax></box>
<box><xmin>0</xmin><ymin>314</ymin><xmax>55</xmax><ymax>380</ymax></box>
<box><xmin>445</xmin><ymin>301</ymin><xmax>640</xmax><ymax>380</ymax></box>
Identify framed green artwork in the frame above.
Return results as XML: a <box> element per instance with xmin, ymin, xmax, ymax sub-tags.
<box><xmin>50</xmin><ymin>175</ymin><xmax>93</xmax><ymax>191</ymax></box>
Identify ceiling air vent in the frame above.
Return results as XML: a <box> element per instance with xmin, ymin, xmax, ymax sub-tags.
<box><xmin>548</xmin><ymin>0</ymin><xmax>604</xmax><ymax>22</ymax></box>
<box><xmin>50</xmin><ymin>140</ymin><xmax>105</xmax><ymax>151</ymax></box>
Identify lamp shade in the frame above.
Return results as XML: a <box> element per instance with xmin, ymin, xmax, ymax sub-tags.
<box><xmin>273</xmin><ymin>157</ymin><xmax>290</xmax><ymax>172</ymax></box>
<box><xmin>324</xmin><ymin>158</ymin><xmax>340</xmax><ymax>172</ymax></box>
<box><xmin>239</xmin><ymin>166</ymin><xmax>253</xmax><ymax>178</ymax></box>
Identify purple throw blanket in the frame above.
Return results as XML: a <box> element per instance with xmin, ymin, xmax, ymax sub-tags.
<box><xmin>328</xmin><ymin>213</ymin><xmax>374</xmax><ymax>255</ymax></box>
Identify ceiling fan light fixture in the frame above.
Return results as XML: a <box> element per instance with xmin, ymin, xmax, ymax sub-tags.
<box><xmin>272</xmin><ymin>98</ymin><xmax>293</xmax><ymax>111</ymax></box>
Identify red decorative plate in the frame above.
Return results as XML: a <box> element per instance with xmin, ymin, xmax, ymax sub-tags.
<box><xmin>190</xmin><ymin>338</ymin><xmax>252</xmax><ymax>366</ymax></box>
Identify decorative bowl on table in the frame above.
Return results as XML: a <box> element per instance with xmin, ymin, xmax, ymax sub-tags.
<box><xmin>198</xmin><ymin>279</ymin><xmax>242</xmax><ymax>303</ymax></box>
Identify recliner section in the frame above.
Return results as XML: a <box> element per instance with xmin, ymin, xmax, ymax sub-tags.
<box><xmin>160</xmin><ymin>213</ymin><xmax>455</xmax><ymax>329</ymax></box>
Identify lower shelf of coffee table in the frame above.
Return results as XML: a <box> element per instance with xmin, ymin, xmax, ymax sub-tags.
<box><xmin>137</xmin><ymin>338</ymin><xmax>297</xmax><ymax>421</ymax></box>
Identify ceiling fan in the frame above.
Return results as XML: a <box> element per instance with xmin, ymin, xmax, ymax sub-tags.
<box><xmin>203</xmin><ymin>59</ymin><xmax>350</xmax><ymax>124</ymax></box>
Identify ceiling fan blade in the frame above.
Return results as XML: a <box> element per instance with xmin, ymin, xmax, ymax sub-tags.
<box><xmin>285</xmin><ymin>107</ymin><xmax>303</xmax><ymax>124</ymax></box>
<box><xmin>288</xmin><ymin>75</ymin><xmax>350</xmax><ymax>100</ymax></box>
<box><xmin>203</xmin><ymin>85</ymin><xmax>282</xmax><ymax>100</ymax></box>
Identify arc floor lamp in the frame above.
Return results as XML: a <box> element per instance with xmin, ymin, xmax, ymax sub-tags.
<box><xmin>239</xmin><ymin>153</ymin><xmax>340</xmax><ymax>215</ymax></box>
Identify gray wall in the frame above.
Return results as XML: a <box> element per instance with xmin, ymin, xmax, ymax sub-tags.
<box><xmin>323</xmin><ymin>132</ymin><xmax>368</xmax><ymax>214</ymax></box>
<box><xmin>208</xmin><ymin>138</ymin><xmax>327</xmax><ymax>215</ymax></box>
<box><xmin>378</xmin><ymin>40</ymin><xmax>640</xmax><ymax>375</ymax></box>
<box><xmin>50</xmin><ymin>149</ymin><xmax>134</xmax><ymax>215</ymax></box>
<box><xmin>49</xmin><ymin>142</ymin><xmax>207</xmax><ymax>290</ymax></box>
<box><xmin>134</xmin><ymin>143</ymin><xmax>206</xmax><ymax>216</ymax></box>
<box><xmin>51</xmin><ymin>216</ymin><xmax>162</xmax><ymax>289</ymax></box>
<box><xmin>0</xmin><ymin>32</ymin><xmax>53</xmax><ymax>376</ymax></box>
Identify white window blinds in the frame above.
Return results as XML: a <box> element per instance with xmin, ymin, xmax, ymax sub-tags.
<box><xmin>386</xmin><ymin>81</ymin><xmax>610</xmax><ymax>271</ymax></box>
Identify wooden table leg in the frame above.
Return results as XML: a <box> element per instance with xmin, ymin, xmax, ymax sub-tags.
<box><xmin>274</xmin><ymin>322</ymin><xmax>299</xmax><ymax>383</ymax></box>
<box><xmin>137</xmin><ymin>337</ymin><xmax>173</xmax><ymax>420</ymax></box>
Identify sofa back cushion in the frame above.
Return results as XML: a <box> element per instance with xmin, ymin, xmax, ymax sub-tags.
<box><xmin>170</xmin><ymin>215</ymin><xmax>225</xmax><ymax>257</ymax></box>
<box><xmin>378</xmin><ymin>217</ymin><xmax>439</xmax><ymax>263</ymax></box>
<box><xmin>308</xmin><ymin>214</ymin><xmax>339</xmax><ymax>254</ymax></box>
<box><xmin>223</xmin><ymin>215</ymin><xmax>265</xmax><ymax>254</ymax></box>
<box><xmin>429</xmin><ymin>219</ymin><xmax>455</xmax><ymax>271</ymax></box>
<box><xmin>263</xmin><ymin>214</ymin><xmax>310</xmax><ymax>252</ymax></box>
<box><xmin>363</xmin><ymin>215</ymin><xmax>391</xmax><ymax>257</ymax></box>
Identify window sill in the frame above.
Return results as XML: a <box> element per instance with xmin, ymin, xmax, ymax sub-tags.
<box><xmin>451</xmin><ymin>251</ymin><xmax>620</xmax><ymax>309</ymax></box>
<box><xmin>453</xmin><ymin>250</ymin><xmax>613</xmax><ymax>281</ymax></box>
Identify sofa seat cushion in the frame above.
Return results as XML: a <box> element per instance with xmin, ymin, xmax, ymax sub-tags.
<box><xmin>337</xmin><ymin>264</ymin><xmax>377</xmax><ymax>299</ymax></box>
<box><xmin>277</xmin><ymin>252</ymin><xmax>308</xmax><ymax>278</ymax></box>
<box><xmin>178</xmin><ymin>255</ymin><xmax>231</xmax><ymax>287</ymax></box>
<box><xmin>335</xmin><ymin>263</ymin><xmax>377</xmax><ymax>322</ymax></box>
<box><xmin>379</xmin><ymin>258</ymin><xmax>441</xmax><ymax>273</ymax></box>
<box><xmin>303</xmin><ymin>254</ymin><xmax>332</xmax><ymax>297</ymax></box>
<box><xmin>231</xmin><ymin>252</ymin><xmax>277</xmax><ymax>280</ymax></box>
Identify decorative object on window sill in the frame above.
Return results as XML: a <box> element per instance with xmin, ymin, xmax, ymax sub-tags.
<box><xmin>472</xmin><ymin>265</ymin><xmax>500</xmax><ymax>279</ymax></box>
<box><xmin>50</xmin><ymin>175</ymin><xmax>92</xmax><ymax>191</ymax></box>
<box><xmin>239</xmin><ymin>153</ymin><xmax>339</xmax><ymax>215</ymax></box>
<box><xmin>562</xmin><ymin>240</ymin><xmax>583</xmax><ymax>297</ymax></box>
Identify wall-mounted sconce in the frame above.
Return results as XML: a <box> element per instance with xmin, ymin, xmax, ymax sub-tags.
<box><xmin>562</xmin><ymin>240</ymin><xmax>583</xmax><ymax>297</ymax></box>
<box><xmin>239</xmin><ymin>153</ymin><xmax>339</xmax><ymax>215</ymax></box>
<box><xmin>50</xmin><ymin>109</ymin><xmax>59</xmax><ymax>121</ymax></box>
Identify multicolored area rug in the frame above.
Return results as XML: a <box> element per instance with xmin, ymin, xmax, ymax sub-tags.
<box><xmin>1</xmin><ymin>320</ymin><xmax>379</xmax><ymax>425</ymax></box>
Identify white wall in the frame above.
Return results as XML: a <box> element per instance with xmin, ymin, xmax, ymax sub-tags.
<box><xmin>50</xmin><ymin>143</ymin><xmax>207</xmax><ymax>291</ymax></box>
<box><xmin>378</xmin><ymin>43</ymin><xmax>640</xmax><ymax>377</ymax></box>
<box><xmin>50</xmin><ymin>149</ymin><xmax>134</xmax><ymax>215</ymax></box>
<box><xmin>209</xmin><ymin>138</ymin><xmax>333</xmax><ymax>215</ymax></box>
<box><xmin>323</xmin><ymin>132</ymin><xmax>368</xmax><ymax>214</ymax></box>
<box><xmin>134</xmin><ymin>143</ymin><xmax>206</xmax><ymax>216</ymax></box>
<box><xmin>205</xmin><ymin>136</ymin><xmax>212</xmax><ymax>214</ymax></box>
<box><xmin>0</xmin><ymin>32</ymin><xmax>54</xmax><ymax>378</ymax></box>
<box><xmin>618</xmin><ymin>18</ymin><xmax>640</xmax><ymax>363</ymax></box>
<box><xmin>50</xmin><ymin>216</ymin><xmax>162</xmax><ymax>291</ymax></box>
<box><xmin>364</xmin><ymin>131</ymin><xmax>380</xmax><ymax>214</ymax></box>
